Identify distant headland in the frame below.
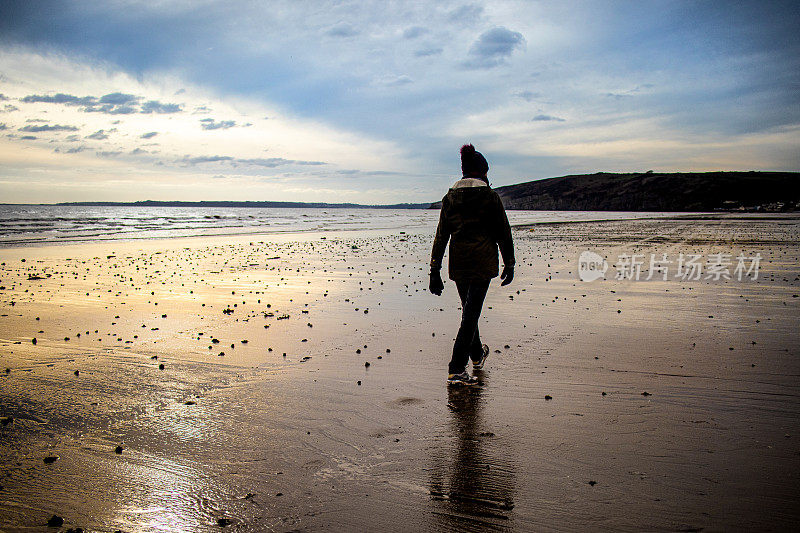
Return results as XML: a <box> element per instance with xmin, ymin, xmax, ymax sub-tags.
<box><xmin>435</xmin><ymin>171</ymin><xmax>800</xmax><ymax>212</ymax></box>
<box><xmin>5</xmin><ymin>171</ymin><xmax>798</xmax><ymax>212</ymax></box>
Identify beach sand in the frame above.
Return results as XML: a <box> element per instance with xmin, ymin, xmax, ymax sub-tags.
<box><xmin>1</xmin><ymin>215</ymin><xmax>798</xmax><ymax>532</ymax></box>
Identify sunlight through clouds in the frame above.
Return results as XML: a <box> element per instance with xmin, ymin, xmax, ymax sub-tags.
<box><xmin>0</xmin><ymin>48</ymin><xmax>409</xmax><ymax>202</ymax></box>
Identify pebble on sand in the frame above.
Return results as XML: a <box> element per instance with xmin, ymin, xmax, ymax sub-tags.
<box><xmin>43</xmin><ymin>456</ymin><xmax>59</xmax><ymax>464</ymax></box>
<box><xmin>544</xmin><ymin>395</ymin><xmax>552</xmax><ymax>400</ymax></box>
<box><xmin>115</xmin><ymin>445</ymin><xmax>124</xmax><ymax>454</ymax></box>
<box><xmin>47</xmin><ymin>515</ymin><xmax>64</xmax><ymax>527</ymax></box>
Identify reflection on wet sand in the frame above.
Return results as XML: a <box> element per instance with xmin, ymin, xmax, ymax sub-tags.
<box><xmin>429</xmin><ymin>372</ymin><xmax>517</xmax><ymax>532</ymax></box>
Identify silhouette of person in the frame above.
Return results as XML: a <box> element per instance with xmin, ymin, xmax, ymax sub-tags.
<box><xmin>430</xmin><ymin>144</ymin><xmax>515</xmax><ymax>385</ymax></box>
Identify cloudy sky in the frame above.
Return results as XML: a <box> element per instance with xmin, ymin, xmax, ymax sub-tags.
<box><xmin>0</xmin><ymin>1</ymin><xmax>798</xmax><ymax>204</ymax></box>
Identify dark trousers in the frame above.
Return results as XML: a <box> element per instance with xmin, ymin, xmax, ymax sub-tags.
<box><xmin>449</xmin><ymin>279</ymin><xmax>491</xmax><ymax>374</ymax></box>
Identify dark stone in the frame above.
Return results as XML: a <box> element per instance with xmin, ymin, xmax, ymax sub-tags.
<box><xmin>47</xmin><ymin>515</ymin><xmax>64</xmax><ymax>527</ymax></box>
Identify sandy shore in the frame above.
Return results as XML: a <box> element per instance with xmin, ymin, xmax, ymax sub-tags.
<box><xmin>1</xmin><ymin>215</ymin><xmax>798</xmax><ymax>532</ymax></box>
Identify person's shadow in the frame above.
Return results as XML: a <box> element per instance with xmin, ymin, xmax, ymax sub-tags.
<box><xmin>429</xmin><ymin>371</ymin><xmax>516</xmax><ymax>531</ymax></box>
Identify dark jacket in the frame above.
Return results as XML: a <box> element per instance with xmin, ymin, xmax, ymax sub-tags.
<box><xmin>430</xmin><ymin>178</ymin><xmax>515</xmax><ymax>281</ymax></box>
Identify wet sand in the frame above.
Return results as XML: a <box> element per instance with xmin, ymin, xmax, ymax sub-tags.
<box><xmin>1</xmin><ymin>215</ymin><xmax>798</xmax><ymax>531</ymax></box>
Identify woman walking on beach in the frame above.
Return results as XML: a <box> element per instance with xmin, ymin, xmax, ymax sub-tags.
<box><xmin>430</xmin><ymin>144</ymin><xmax>515</xmax><ymax>386</ymax></box>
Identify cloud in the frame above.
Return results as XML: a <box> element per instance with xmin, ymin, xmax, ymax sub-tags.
<box><xmin>65</xmin><ymin>145</ymin><xmax>86</xmax><ymax>153</ymax></box>
<box><xmin>380</xmin><ymin>75</ymin><xmax>413</xmax><ymax>87</ymax></box>
<box><xmin>83</xmin><ymin>103</ymin><xmax>138</xmax><ymax>114</ymax></box>
<box><xmin>19</xmin><ymin>135</ymin><xmax>37</xmax><ymax>140</ymax></box>
<box><xmin>21</xmin><ymin>93</ymin><xmax>97</xmax><ymax>106</ymax></box>
<box><xmin>99</xmin><ymin>92</ymin><xmax>139</xmax><ymax>105</ymax></box>
<box><xmin>140</xmin><ymin>131</ymin><xmax>158</xmax><ymax>139</ymax></box>
<box><xmin>179</xmin><ymin>154</ymin><xmax>326</xmax><ymax>168</ymax></box>
<box><xmin>605</xmin><ymin>92</ymin><xmax>633</xmax><ymax>100</ymax></box>
<box><xmin>18</xmin><ymin>124</ymin><xmax>79</xmax><ymax>132</ymax></box>
<box><xmin>20</xmin><ymin>92</ymin><xmax>180</xmax><ymax>114</ymax></box>
<box><xmin>0</xmin><ymin>94</ymin><xmax>8</xmax><ymax>101</ymax></box>
<box><xmin>449</xmin><ymin>4</ymin><xmax>484</xmax><ymax>24</ymax></box>
<box><xmin>140</xmin><ymin>100</ymin><xmax>182</xmax><ymax>114</ymax></box>
<box><xmin>531</xmin><ymin>114</ymin><xmax>565</xmax><ymax>122</ymax></box>
<box><xmin>414</xmin><ymin>46</ymin><xmax>443</xmax><ymax>57</ymax></box>
<box><xmin>96</xmin><ymin>150</ymin><xmax>122</xmax><ymax>157</ymax></box>
<box><xmin>182</xmin><ymin>155</ymin><xmax>234</xmax><ymax>165</ymax></box>
<box><xmin>86</xmin><ymin>129</ymin><xmax>110</xmax><ymax>140</ymax></box>
<box><xmin>403</xmin><ymin>26</ymin><xmax>428</xmax><ymax>39</ymax></box>
<box><xmin>605</xmin><ymin>84</ymin><xmax>656</xmax><ymax>99</ymax></box>
<box><xmin>236</xmin><ymin>157</ymin><xmax>326</xmax><ymax>167</ymax></box>
<box><xmin>326</xmin><ymin>23</ymin><xmax>358</xmax><ymax>38</ymax></box>
<box><xmin>2</xmin><ymin>104</ymin><xmax>19</xmax><ymax>112</ymax></box>
<box><xmin>200</xmin><ymin>118</ymin><xmax>236</xmax><ymax>130</ymax></box>
<box><xmin>0</xmin><ymin>123</ymin><xmax>6</xmax><ymax>130</ymax></box>
<box><xmin>516</xmin><ymin>90</ymin><xmax>542</xmax><ymax>101</ymax></box>
<box><xmin>464</xmin><ymin>27</ymin><xmax>526</xmax><ymax>69</ymax></box>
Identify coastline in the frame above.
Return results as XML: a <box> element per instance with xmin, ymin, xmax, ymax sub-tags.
<box><xmin>0</xmin><ymin>206</ymin><xmax>734</xmax><ymax>251</ymax></box>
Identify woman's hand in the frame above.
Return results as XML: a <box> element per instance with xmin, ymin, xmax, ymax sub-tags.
<box><xmin>429</xmin><ymin>269</ymin><xmax>444</xmax><ymax>295</ymax></box>
<box><xmin>500</xmin><ymin>266</ymin><xmax>514</xmax><ymax>286</ymax></box>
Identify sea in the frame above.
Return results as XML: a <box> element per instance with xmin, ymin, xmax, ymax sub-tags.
<box><xmin>0</xmin><ymin>205</ymin><xmax>684</xmax><ymax>247</ymax></box>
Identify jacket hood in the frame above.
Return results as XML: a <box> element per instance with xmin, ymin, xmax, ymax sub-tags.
<box><xmin>447</xmin><ymin>177</ymin><xmax>491</xmax><ymax>209</ymax></box>
<box><xmin>451</xmin><ymin>177</ymin><xmax>488</xmax><ymax>189</ymax></box>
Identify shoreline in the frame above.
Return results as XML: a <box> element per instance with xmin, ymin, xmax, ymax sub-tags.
<box><xmin>0</xmin><ymin>209</ymin><xmax>767</xmax><ymax>252</ymax></box>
